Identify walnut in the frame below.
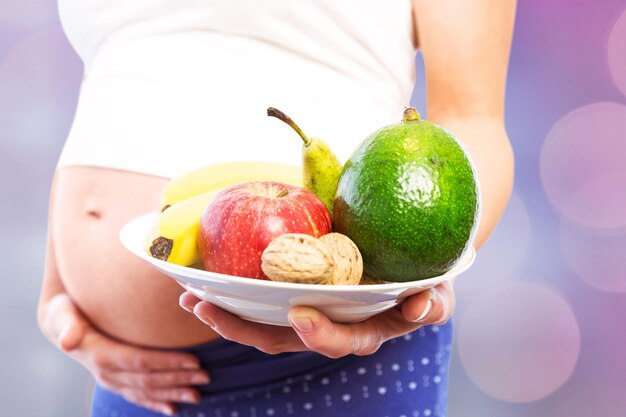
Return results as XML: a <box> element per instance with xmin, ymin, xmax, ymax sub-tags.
<box><xmin>319</xmin><ymin>233</ymin><xmax>363</xmax><ymax>285</ymax></box>
<box><xmin>261</xmin><ymin>233</ymin><xmax>364</xmax><ymax>285</ymax></box>
<box><xmin>261</xmin><ymin>234</ymin><xmax>335</xmax><ymax>284</ymax></box>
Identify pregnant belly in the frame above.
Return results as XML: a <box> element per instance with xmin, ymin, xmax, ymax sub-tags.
<box><xmin>52</xmin><ymin>166</ymin><xmax>219</xmax><ymax>348</ymax></box>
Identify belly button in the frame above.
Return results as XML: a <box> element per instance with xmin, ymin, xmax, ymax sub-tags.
<box><xmin>85</xmin><ymin>200</ymin><xmax>102</xmax><ymax>219</ymax></box>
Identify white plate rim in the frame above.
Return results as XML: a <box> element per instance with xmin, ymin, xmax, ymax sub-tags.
<box><xmin>120</xmin><ymin>212</ymin><xmax>476</xmax><ymax>293</ymax></box>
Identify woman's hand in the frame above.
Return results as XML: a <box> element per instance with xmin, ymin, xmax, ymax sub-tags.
<box><xmin>39</xmin><ymin>294</ymin><xmax>210</xmax><ymax>416</ymax></box>
<box><xmin>179</xmin><ymin>280</ymin><xmax>455</xmax><ymax>358</ymax></box>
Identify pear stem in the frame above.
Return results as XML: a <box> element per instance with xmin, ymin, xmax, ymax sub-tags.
<box><xmin>267</xmin><ymin>107</ymin><xmax>312</xmax><ymax>146</ymax></box>
<box><xmin>403</xmin><ymin>107</ymin><xmax>421</xmax><ymax>122</ymax></box>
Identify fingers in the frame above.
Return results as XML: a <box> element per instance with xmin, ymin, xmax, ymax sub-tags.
<box><xmin>94</xmin><ymin>366</ymin><xmax>206</xmax><ymax>408</ymax></box>
<box><xmin>288</xmin><ymin>307</ymin><xmax>380</xmax><ymax>358</ymax></box>
<box><xmin>289</xmin><ymin>306</ymin><xmax>416</xmax><ymax>358</ymax></box>
<box><xmin>177</xmin><ymin>285</ymin><xmax>456</xmax><ymax>361</ymax></box>
<box><xmin>119</xmin><ymin>386</ymin><xmax>200</xmax><ymax>405</ymax></box>
<box><xmin>102</xmin><ymin>374</ymin><xmax>201</xmax><ymax>407</ymax></box>
<box><xmin>189</xmin><ymin>301</ymin><xmax>306</xmax><ymax>354</ymax></box>
<box><xmin>179</xmin><ymin>291</ymin><xmax>202</xmax><ymax>313</ymax></box>
<box><xmin>41</xmin><ymin>293</ymin><xmax>89</xmax><ymax>351</ymax></box>
<box><xmin>401</xmin><ymin>282</ymin><xmax>455</xmax><ymax>325</ymax></box>
<box><xmin>57</xmin><ymin>315</ymin><xmax>88</xmax><ymax>352</ymax></box>
<box><xmin>290</xmin><ymin>282</ymin><xmax>457</xmax><ymax>358</ymax></box>
<box><xmin>99</xmin><ymin>369</ymin><xmax>210</xmax><ymax>389</ymax></box>
<box><xmin>117</xmin><ymin>348</ymin><xmax>201</xmax><ymax>372</ymax></box>
<box><xmin>401</xmin><ymin>288</ymin><xmax>437</xmax><ymax>323</ymax></box>
<box><xmin>119</xmin><ymin>392</ymin><xmax>177</xmax><ymax>416</ymax></box>
<box><xmin>74</xmin><ymin>331</ymin><xmax>209</xmax><ymax>412</ymax></box>
<box><xmin>91</xmin><ymin>349</ymin><xmax>209</xmax><ymax>408</ymax></box>
<box><xmin>430</xmin><ymin>281</ymin><xmax>456</xmax><ymax>324</ymax></box>
<box><xmin>95</xmin><ymin>339</ymin><xmax>202</xmax><ymax>372</ymax></box>
<box><xmin>186</xmin><ymin>298</ymin><xmax>402</xmax><ymax>359</ymax></box>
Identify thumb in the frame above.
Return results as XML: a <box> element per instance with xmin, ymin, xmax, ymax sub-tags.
<box><xmin>44</xmin><ymin>294</ymin><xmax>89</xmax><ymax>352</ymax></box>
<box><xmin>57</xmin><ymin>317</ymin><xmax>88</xmax><ymax>352</ymax></box>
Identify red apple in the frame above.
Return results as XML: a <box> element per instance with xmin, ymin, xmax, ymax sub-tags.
<box><xmin>198</xmin><ymin>181</ymin><xmax>332</xmax><ymax>279</ymax></box>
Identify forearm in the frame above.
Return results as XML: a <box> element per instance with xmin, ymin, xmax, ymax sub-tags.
<box><xmin>411</xmin><ymin>0</ymin><xmax>516</xmax><ymax>250</ymax></box>
<box><xmin>429</xmin><ymin>115</ymin><xmax>514</xmax><ymax>250</ymax></box>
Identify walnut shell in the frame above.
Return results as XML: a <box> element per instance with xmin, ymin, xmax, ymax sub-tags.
<box><xmin>261</xmin><ymin>234</ymin><xmax>335</xmax><ymax>284</ymax></box>
<box><xmin>319</xmin><ymin>233</ymin><xmax>363</xmax><ymax>285</ymax></box>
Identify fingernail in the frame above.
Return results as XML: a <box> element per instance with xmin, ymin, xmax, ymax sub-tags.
<box><xmin>193</xmin><ymin>306</ymin><xmax>215</xmax><ymax>328</ymax></box>
<box><xmin>182</xmin><ymin>362</ymin><xmax>199</xmax><ymax>370</ymax></box>
<box><xmin>414</xmin><ymin>299</ymin><xmax>433</xmax><ymax>323</ymax></box>
<box><xmin>289</xmin><ymin>315</ymin><xmax>314</xmax><ymax>333</ymax></box>
<box><xmin>192</xmin><ymin>373</ymin><xmax>210</xmax><ymax>384</ymax></box>
<box><xmin>179</xmin><ymin>302</ymin><xmax>193</xmax><ymax>313</ymax></box>
<box><xmin>181</xmin><ymin>392</ymin><xmax>198</xmax><ymax>403</ymax></box>
<box><xmin>56</xmin><ymin>327</ymin><xmax>69</xmax><ymax>345</ymax></box>
<box><xmin>198</xmin><ymin>315</ymin><xmax>215</xmax><ymax>328</ymax></box>
<box><xmin>161</xmin><ymin>406</ymin><xmax>174</xmax><ymax>416</ymax></box>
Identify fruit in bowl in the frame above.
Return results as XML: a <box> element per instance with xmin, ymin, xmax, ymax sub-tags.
<box><xmin>267</xmin><ymin>107</ymin><xmax>342</xmax><ymax>216</ymax></box>
<box><xmin>122</xmin><ymin>106</ymin><xmax>482</xmax><ymax>325</ymax></box>
<box><xmin>198</xmin><ymin>181</ymin><xmax>332</xmax><ymax>279</ymax></box>
<box><xmin>148</xmin><ymin>162</ymin><xmax>301</xmax><ymax>266</ymax></box>
<box><xmin>334</xmin><ymin>107</ymin><xmax>480</xmax><ymax>282</ymax></box>
<box><xmin>261</xmin><ymin>232</ymin><xmax>363</xmax><ymax>285</ymax></box>
<box><xmin>121</xmin><ymin>210</ymin><xmax>476</xmax><ymax>326</ymax></box>
<box><xmin>147</xmin><ymin>106</ymin><xmax>479</xmax><ymax>287</ymax></box>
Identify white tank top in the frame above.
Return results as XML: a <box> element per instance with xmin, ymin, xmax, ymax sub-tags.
<box><xmin>57</xmin><ymin>0</ymin><xmax>417</xmax><ymax>178</ymax></box>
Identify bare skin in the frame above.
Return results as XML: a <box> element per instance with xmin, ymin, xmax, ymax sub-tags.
<box><xmin>39</xmin><ymin>168</ymin><xmax>218</xmax><ymax>414</ymax></box>
<box><xmin>49</xmin><ymin>167</ymin><xmax>219</xmax><ymax>348</ymax></box>
<box><xmin>38</xmin><ymin>0</ymin><xmax>516</xmax><ymax>415</ymax></box>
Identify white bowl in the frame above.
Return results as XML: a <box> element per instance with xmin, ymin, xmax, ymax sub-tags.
<box><xmin>120</xmin><ymin>212</ymin><xmax>476</xmax><ymax>326</ymax></box>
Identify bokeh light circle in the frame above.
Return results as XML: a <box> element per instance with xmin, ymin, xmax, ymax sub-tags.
<box><xmin>455</xmin><ymin>192</ymin><xmax>531</xmax><ymax>299</ymax></box>
<box><xmin>540</xmin><ymin>102</ymin><xmax>626</xmax><ymax>230</ymax></box>
<box><xmin>608</xmin><ymin>8</ymin><xmax>626</xmax><ymax>97</ymax></box>
<box><xmin>560</xmin><ymin>221</ymin><xmax>626</xmax><ymax>293</ymax></box>
<box><xmin>457</xmin><ymin>282</ymin><xmax>580</xmax><ymax>403</ymax></box>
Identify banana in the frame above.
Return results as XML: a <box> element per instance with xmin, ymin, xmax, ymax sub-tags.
<box><xmin>149</xmin><ymin>190</ymin><xmax>219</xmax><ymax>266</ymax></box>
<box><xmin>160</xmin><ymin>161</ymin><xmax>301</xmax><ymax>211</ymax></box>
<box><xmin>151</xmin><ymin>162</ymin><xmax>303</xmax><ymax>266</ymax></box>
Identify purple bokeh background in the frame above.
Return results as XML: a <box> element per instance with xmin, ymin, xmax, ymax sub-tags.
<box><xmin>1</xmin><ymin>1</ymin><xmax>625</xmax><ymax>416</ymax></box>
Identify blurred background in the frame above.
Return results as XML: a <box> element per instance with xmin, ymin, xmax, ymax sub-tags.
<box><xmin>1</xmin><ymin>0</ymin><xmax>625</xmax><ymax>416</ymax></box>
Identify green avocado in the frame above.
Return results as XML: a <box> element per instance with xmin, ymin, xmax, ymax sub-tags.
<box><xmin>333</xmin><ymin>108</ymin><xmax>480</xmax><ymax>282</ymax></box>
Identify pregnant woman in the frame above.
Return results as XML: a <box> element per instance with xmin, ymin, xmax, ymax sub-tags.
<box><xmin>38</xmin><ymin>1</ymin><xmax>516</xmax><ymax>416</ymax></box>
